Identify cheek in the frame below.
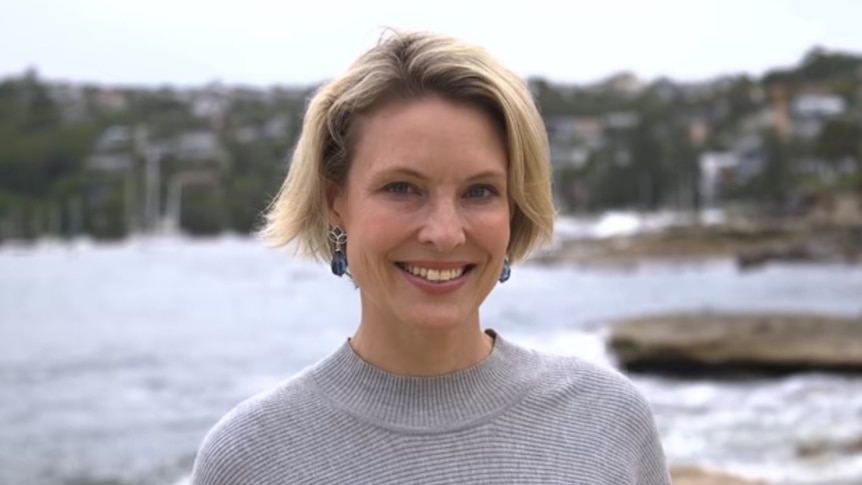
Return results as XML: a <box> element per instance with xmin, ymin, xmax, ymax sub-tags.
<box><xmin>469</xmin><ymin>207</ymin><xmax>511</xmax><ymax>251</ymax></box>
<box><xmin>345</xmin><ymin>216</ymin><xmax>404</xmax><ymax>290</ymax></box>
<box><xmin>344</xmin><ymin>203</ymin><xmax>404</xmax><ymax>260</ymax></box>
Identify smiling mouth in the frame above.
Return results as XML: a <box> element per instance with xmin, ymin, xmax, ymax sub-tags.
<box><xmin>395</xmin><ymin>263</ymin><xmax>475</xmax><ymax>282</ymax></box>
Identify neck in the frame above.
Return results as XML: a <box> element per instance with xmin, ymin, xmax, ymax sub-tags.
<box><xmin>311</xmin><ymin>330</ymin><xmax>541</xmax><ymax>431</ymax></box>
<box><xmin>349</xmin><ymin>315</ymin><xmax>493</xmax><ymax>377</ymax></box>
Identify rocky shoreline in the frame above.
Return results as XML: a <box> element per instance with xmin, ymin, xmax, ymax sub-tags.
<box><xmin>531</xmin><ymin>221</ymin><xmax>862</xmax><ymax>269</ymax></box>
<box><xmin>670</xmin><ymin>466</ymin><xmax>768</xmax><ymax>485</ymax></box>
<box><xmin>606</xmin><ymin>310</ymin><xmax>862</xmax><ymax>484</ymax></box>
<box><xmin>606</xmin><ymin>311</ymin><xmax>862</xmax><ymax>377</ymax></box>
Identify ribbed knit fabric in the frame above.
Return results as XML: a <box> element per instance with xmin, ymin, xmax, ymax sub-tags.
<box><xmin>190</xmin><ymin>330</ymin><xmax>670</xmax><ymax>484</ymax></box>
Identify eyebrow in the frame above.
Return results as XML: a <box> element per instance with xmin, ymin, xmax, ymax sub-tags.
<box><xmin>377</xmin><ymin>167</ymin><xmax>507</xmax><ymax>182</ymax></box>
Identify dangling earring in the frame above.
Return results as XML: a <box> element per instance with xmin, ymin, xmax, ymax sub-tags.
<box><xmin>499</xmin><ymin>258</ymin><xmax>511</xmax><ymax>283</ymax></box>
<box><xmin>328</xmin><ymin>226</ymin><xmax>348</xmax><ymax>277</ymax></box>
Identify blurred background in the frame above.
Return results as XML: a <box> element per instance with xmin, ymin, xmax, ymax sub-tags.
<box><xmin>1</xmin><ymin>1</ymin><xmax>861</xmax><ymax>484</ymax></box>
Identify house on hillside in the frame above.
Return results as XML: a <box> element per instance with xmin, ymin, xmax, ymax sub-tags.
<box><xmin>169</xmin><ymin>131</ymin><xmax>227</xmax><ymax>165</ymax></box>
<box><xmin>604</xmin><ymin>111</ymin><xmax>639</xmax><ymax>130</ymax></box>
<box><xmin>790</xmin><ymin>93</ymin><xmax>847</xmax><ymax>139</ymax></box>
<box><xmin>86</xmin><ymin>153</ymin><xmax>135</xmax><ymax>173</ymax></box>
<box><xmin>699</xmin><ymin>152</ymin><xmax>739</xmax><ymax>207</ymax></box>
<box><xmin>545</xmin><ymin>115</ymin><xmax>607</xmax><ymax>172</ymax></box>
<box><xmin>698</xmin><ymin>143</ymin><xmax>768</xmax><ymax>207</ymax></box>
<box><xmin>545</xmin><ymin>115</ymin><xmax>605</xmax><ymax>148</ymax></box>
<box><xmin>234</xmin><ymin>116</ymin><xmax>292</xmax><ymax>143</ymax></box>
<box><xmin>92</xmin><ymin>89</ymin><xmax>129</xmax><ymax>113</ymax></box>
<box><xmin>549</xmin><ymin>143</ymin><xmax>590</xmax><ymax>169</ymax></box>
<box><xmin>798</xmin><ymin>156</ymin><xmax>858</xmax><ymax>183</ymax></box>
<box><xmin>48</xmin><ymin>84</ymin><xmax>87</xmax><ymax>122</ymax></box>
<box><xmin>604</xmin><ymin>72</ymin><xmax>643</xmax><ymax>96</ymax></box>
<box><xmin>86</xmin><ymin>125</ymin><xmax>146</xmax><ymax>173</ymax></box>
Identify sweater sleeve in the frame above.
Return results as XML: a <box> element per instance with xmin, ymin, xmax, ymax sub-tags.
<box><xmin>190</xmin><ymin>416</ymin><xmax>254</xmax><ymax>485</ymax></box>
<box><xmin>630</xmin><ymin>391</ymin><xmax>671</xmax><ymax>485</ymax></box>
<box><xmin>189</xmin><ymin>399</ymin><xmax>269</xmax><ymax>485</ymax></box>
<box><xmin>636</xmin><ymin>419</ymin><xmax>671</xmax><ymax>484</ymax></box>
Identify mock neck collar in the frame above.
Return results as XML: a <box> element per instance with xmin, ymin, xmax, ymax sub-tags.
<box><xmin>309</xmin><ymin>330</ymin><xmax>543</xmax><ymax>432</ymax></box>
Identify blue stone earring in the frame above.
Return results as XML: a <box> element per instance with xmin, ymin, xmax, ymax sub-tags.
<box><xmin>499</xmin><ymin>258</ymin><xmax>511</xmax><ymax>283</ymax></box>
<box><xmin>328</xmin><ymin>226</ymin><xmax>348</xmax><ymax>277</ymax></box>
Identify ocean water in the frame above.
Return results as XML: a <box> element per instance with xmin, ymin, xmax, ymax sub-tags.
<box><xmin>1</xmin><ymin>232</ymin><xmax>861</xmax><ymax>485</ymax></box>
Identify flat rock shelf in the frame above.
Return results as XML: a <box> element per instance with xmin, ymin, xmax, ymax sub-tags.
<box><xmin>607</xmin><ymin>312</ymin><xmax>862</xmax><ymax>377</ymax></box>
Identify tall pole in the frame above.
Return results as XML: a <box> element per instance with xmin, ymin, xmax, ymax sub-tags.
<box><xmin>134</xmin><ymin>124</ymin><xmax>163</xmax><ymax>235</ymax></box>
<box><xmin>144</xmin><ymin>146</ymin><xmax>161</xmax><ymax>233</ymax></box>
<box><xmin>124</xmin><ymin>169</ymin><xmax>136</xmax><ymax>235</ymax></box>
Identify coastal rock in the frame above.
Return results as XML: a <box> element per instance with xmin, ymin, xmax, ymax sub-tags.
<box><xmin>671</xmin><ymin>466</ymin><xmax>769</xmax><ymax>485</ymax></box>
<box><xmin>531</xmin><ymin>220</ymin><xmax>861</xmax><ymax>269</ymax></box>
<box><xmin>736</xmin><ymin>228</ymin><xmax>862</xmax><ymax>270</ymax></box>
<box><xmin>607</xmin><ymin>312</ymin><xmax>862</xmax><ymax>376</ymax></box>
<box><xmin>796</xmin><ymin>435</ymin><xmax>862</xmax><ymax>458</ymax></box>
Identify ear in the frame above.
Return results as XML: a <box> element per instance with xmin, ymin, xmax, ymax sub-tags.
<box><xmin>326</xmin><ymin>179</ymin><xmax>346</xmax><ymax>228</ymax></box>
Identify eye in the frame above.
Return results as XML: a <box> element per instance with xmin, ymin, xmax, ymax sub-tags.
<box><xmin>383</xmin><ymin>182</ymin><xmax>416</xmax><ymax>194</ymax></box>
<box><xmin>465</xmin><ymin>185</ymin><xmax>497</xmax><ymax>199</ymax></box>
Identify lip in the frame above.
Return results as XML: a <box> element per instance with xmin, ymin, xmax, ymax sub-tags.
<box><xmin>398</xmin><ymin>260</ymin><xmax>473</xmax><ymax>270</ymax></box>
<box><xmin>396</xmin><ymin>262</ymin><xmax>473</xmax><ymax>295</ymax></box>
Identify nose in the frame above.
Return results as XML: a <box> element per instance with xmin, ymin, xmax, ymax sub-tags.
<box><xmin>418</xmin><ymin>198</ymin><xmax>466</xmax><ymax>252</ymax></box>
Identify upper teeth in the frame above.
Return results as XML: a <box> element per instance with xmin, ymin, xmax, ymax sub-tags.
<box><xmin>403</xmin><ymin>264</ymin><xmax>466</xmax><ymax>282</ymax></box>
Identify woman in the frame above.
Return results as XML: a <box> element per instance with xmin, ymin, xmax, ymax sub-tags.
<box><xmin>191</xmin><ymin>30</ymin><xmax>670</xmax><ymax>485</ymax></box>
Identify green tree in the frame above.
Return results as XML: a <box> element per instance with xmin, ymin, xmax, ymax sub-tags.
<box><xmin>816</xmin><ymin>119</ymin><xmax>862</xmax><ymax>163</ymax></box>
<box><xmin>764</xmin><ymin>47</ymin><xmax>862</xmax><ymax>86</ymax></box>
<box><xmin>730</xmin><ymin>130</ymin><xmax>794</xmax><ymax>210</ymax></box>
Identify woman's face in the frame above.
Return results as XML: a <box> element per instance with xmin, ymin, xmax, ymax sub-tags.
<box><xmin>329</xmin><ymin>95</ymin><xmax>510</xmax><ymax>333</ymax></box>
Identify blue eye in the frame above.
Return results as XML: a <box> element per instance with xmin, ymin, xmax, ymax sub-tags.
<box><xmin>384</xmin><ymin>182</ymin><xmax>414</xmax><ymax>194</ymax></box>
<box><xmin>466</xmin><ymin>185</ymin><xmax>496</xmax><ymax>198</ymax></box>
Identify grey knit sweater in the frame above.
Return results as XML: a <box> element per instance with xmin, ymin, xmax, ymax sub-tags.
<box><xmin>191</xmin><ymin>330</ymin><xmax>670</xmax><ymax>484</ymax></box>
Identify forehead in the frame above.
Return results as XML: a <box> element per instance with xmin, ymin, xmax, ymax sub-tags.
<box><xmin>349</xmin><ymin>96</ymin><xmax>508</xmax><ymax>180</ymax></box>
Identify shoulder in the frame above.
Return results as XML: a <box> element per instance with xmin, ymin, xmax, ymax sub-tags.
<box><xmin>519</xmin><ymin>346</ymin><xmax>670</xmax><ymax>483</ymax></box>
<box><xmin>521</xmin><ymin>343</ymin><xmax>659</xmax><ymax>435</ymax></box>
<box><xmin>190</xmin><ymin>367</ymin><xmax>322</xmax><ymax>485</ymax></box>
<box><xmin>550</xmin><ymin>352</ymin><xmax>647</xmax><ymax>401</ymax></box>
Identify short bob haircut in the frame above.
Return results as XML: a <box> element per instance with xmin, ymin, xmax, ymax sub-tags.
<box><xmin>259</xmin><ymin>29</ymin><xmax>556</xmax><ymax>264</ymax></box>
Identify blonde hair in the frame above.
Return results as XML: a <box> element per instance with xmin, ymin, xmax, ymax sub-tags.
<box><xmin>259</xmin><ymin>29</ymin><xmax>556</xmax><ymax>263</ymax></box>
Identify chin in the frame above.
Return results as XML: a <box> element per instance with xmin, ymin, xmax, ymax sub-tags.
<box><xmin>399</xmin><ymin>308</ymin><xmax>473</xmax><ymax>333</ymax></box>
